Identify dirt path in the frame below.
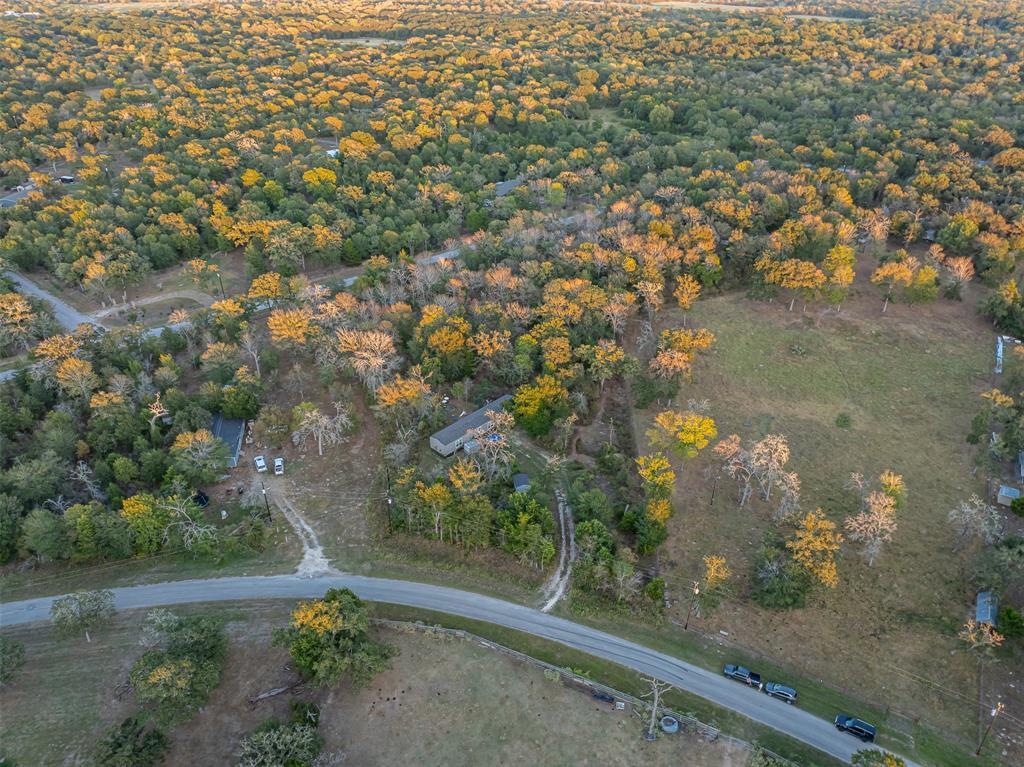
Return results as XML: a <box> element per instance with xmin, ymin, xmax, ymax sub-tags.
<box><xmin>539</xmin><ymin>487</ymin><xmax>576</xmax><ymax>613</ymax></box>
<box><xmin>90</xmin><ymin>288</ymin><xmax>214</xmax><ymax>318</ymax></box>
<box><xmin>247</xmin><ymin>479</ymin><xmax>338</xmax><ymax>578</ymax></box>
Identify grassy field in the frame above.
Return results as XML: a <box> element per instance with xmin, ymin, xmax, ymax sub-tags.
<box><xmin>636</xmin><ymin>286</ymin><xmax>997</xmax><ymax>749</ymax></box>
<box><xmin>1</xmin><ymin>603</ymin><xmax>750</xmax><ymax>767</ymax></box>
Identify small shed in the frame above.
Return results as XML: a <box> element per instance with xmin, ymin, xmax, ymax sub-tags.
<box><xmin>997</xmin><ymin>485</ymin><xmax>1020</xmax><ymax>508</ymax></box>
<box><xmin>1017</xmin><ymin>451</ymin><xmax>1024</xmax><ymax>483</ymax></box>
<box><xmin>976</xmin><ymin>591</ymin><xmax>998</xmax><ymax>626</ymax></box>
<box><xmin>429</xmin><ymin>395</ymin><xmax>512</xmax><ymax>457</ymax></box>
<box><xmin>512</xmin><ymin>473</ymin><xmax>531</xmax><ymax>493</ymax></box>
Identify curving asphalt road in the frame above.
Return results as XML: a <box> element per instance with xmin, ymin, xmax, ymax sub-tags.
<box><xmin>3</xmin><ymin>270</ymin><xmax>103</xmax><ymax>332</ymax></box>
<box><xmin>0</xmin><ymin>574</ymin><xmax>917</xmax><ymax>766</ymax></box>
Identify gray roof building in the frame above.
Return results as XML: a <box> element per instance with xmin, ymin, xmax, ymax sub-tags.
<box><xmin>976</xmin><ymin>591</ymin><xmax>998</xmax><ymax>626</ymax></box>
<box><xmin>210</xmin><ymin>413</ymin><xmax>246</xmax><ymax>468</ymax></box>
<box><xmin>493</xmin><ymin>179</ymin><xmax>523</xmax><ymax>197</ymax></box>
<box><xmin>512</xmin><ymin>473</ymin><xmax>531</xmax><ymax>493</ymax></box>
<box><xmin>429</xmin><ymin>395</ymin><xmax>512</xmax><ymax>457</ymax></box>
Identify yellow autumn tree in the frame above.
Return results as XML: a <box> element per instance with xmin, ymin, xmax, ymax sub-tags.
<box><xmin>636</xmin><ymin>453</ymin><xmax>676</xmax><ymax>497</ymax></box>
<box><xmin>448</xmin><ymin>458</ymin><xmax>483</xmax><ymax>496</ymax></box>
<box><xmin>0</xmin><ymin>292</ymin><xmax>36</xmax><ymax>351</ymax></box>
<box><xmin>34</xmin><ymin>333</ymin><xmax>81</xmax><ymax>363</ymax></box>
<box><xmin>55</xmin><ymin>357</ymin><xmax>99</xmax><ymax>398</ymax></box>
<box><xmin>646</xmin><ymin>498</ymin><xmax>673</xmax><ymax>524</ymax></box>
<box><xmin>267</xmin><ymin>308</ymin><xmax>313</xmax><ymax>348</ymax></box>
<box><xmin>787</xmin><ymin>509</ymin><xmax>843</xmax><ymax>588</ymax></box>
<box><xmin>703</xmin><ymin>555</ymin><xmax>731</xmax><ymax>590</ymax></box>
<box><xmin>647</xmin><ymin>410</ymin><xmax>717</xmax><ymax>464</ymax></box>
<box><xmin>673</xmin><ymin>273</ymin><xmax>701</xmax><ymax>317</ymax></box>
<box><xmin>870</xmin><ymin>258</ymin><xmax>916</xmax><ymax>312</ymax></box>
<box><xmin>247</xmin><ymin>272</ymin><xmax>284</xmax><ymax>301</ymax></box>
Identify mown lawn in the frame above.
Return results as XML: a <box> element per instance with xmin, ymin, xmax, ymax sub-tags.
<box><xmin>637</xmin><ymin>291</ymin><xmax>995</xmax><ymax>748</ymax></box>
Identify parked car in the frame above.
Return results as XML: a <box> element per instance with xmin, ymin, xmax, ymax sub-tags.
<box><xmin>723</xmin><ymin>664</ymin><xmax>761</xmax><ymax>687</ymax></box>
<box><xmin>58</xmin><ymin>175</ymin><xmax>76</xmax><ymax>184</ymax></box>
<box><xmin>762</xmin><ymin>682</ymin><xmax>797</xmax><ymax>705</ymax></box>
<box><xmin>254</xmin><ymin>455</ymin><xmax>267</xmax><ymax>472</ymax></box>
<box><xmin>274</xmin><ymin>457</ymin><xmax>284</xmax><ymax>476</ymax></box>
<box><xmin>834</xmin><ymin>714</ymin><xmax>876</xmax><ymax>742</ymax></box>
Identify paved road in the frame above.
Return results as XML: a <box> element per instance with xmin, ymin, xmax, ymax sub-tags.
<box><xmin>0</xmin><ymin>574</ymin><xmax>916</xmax><ymax>766</ymax></box>
<box><xmin>3</xmin><ymin>270</ymin><xmax>103</xmax><ymax>332</ymax></box>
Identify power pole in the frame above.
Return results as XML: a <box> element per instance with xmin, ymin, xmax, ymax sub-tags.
<box><xmin>976</xmin><ymin>702</ymin><xmax>1005</xmax><ymax>756</ymax></box>
<box><xmin>683</xmin><ymin>580</ymin><xmax>701</xmax><ymax>630</ymax></box>
<box><xmin>260</xmin><ymin>480</ymin><xmax>272</xmax><ymax>521</ymax></box>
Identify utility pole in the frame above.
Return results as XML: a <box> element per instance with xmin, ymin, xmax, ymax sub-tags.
<box><xmin>976</xmin><ymin>702</ymin><xmax>1004</xmax><ymax>756</ymax></box>
<box><xmin>216</xmin><ymin>270</ymin><xmax>226</xmax><ymax>299</ymax></box>
<box><xmin>684</xmin><ymin>580</ymin><xmax>701</xmax><ymax>630</ymax></box>
<box><xmin>260</xmin><ymin>480</ymin><xmax>272</xmax><ymax>522</ymax></box>
<box><xmin>642</xmin><ymin>676</ymin><xmax>672</xmax><ymax>741</ymax></box>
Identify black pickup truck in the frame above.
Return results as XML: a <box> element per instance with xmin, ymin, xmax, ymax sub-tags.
<box><xmin>723</xmin><ymin>664</ymin><xmax>762</xmax><ymax>687</ymax></box>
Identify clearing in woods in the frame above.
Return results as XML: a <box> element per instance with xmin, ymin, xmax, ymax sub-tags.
<box><xmin>0</xmin><ymin>603</ymin><xmax>749</xmax><ymax>767</ymax></box>
<box><xmin>635</xmin><ymin>279</ymin><xmax>995</xmax><ymax>745</ymax></box>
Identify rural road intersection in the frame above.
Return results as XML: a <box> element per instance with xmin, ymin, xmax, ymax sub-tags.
<box><xmin>0</xmin><ymin>574</ymin><xmax>917</xmax><ymax>766</ymax></box>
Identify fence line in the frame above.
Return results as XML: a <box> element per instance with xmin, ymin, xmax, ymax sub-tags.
<box><xmin>371</xmin><ymin>618</ymin><xmax>800</xmax><ymax>767</ymax></box>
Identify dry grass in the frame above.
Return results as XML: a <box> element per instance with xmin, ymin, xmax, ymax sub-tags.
<box><xmin>635</xmin><ymin>285</ymin><xmax>995</xmax><ymax>744</ymax></box>
<box><xmin>1</xmin><ymin>604</ymin><xmax>749</xmax><ymax>767</ymax></box>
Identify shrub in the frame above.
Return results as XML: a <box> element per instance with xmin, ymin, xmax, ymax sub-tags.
<box><xmin>633</xmin><ymin>374</ymin><xmax>679</xmax><ymax>410</ymax></box>
<box><xmin>835</xmin><ymin>413</ymin><xmax>852</xmax><ymax>428</ymax></box>
<box><xmin>0</xmin><ymin>636</ymin><xmax>25</xmax><ymax>686</ymax></box>
<box><xmin>750</xmin><ymin>535</ymin><xmax>813</xmax><ymax>610</ymax></box>
<box><xmin>91</xmin><ymin>717</ymin><xmax>168</xmax><ymax>767</ymax></box>
<box><xmin>1010</xmin><ymin>497</ymin><xmax>1024</xmax><ymax>518</ymax></box>
<box><xmin>998</xmin><ymin>605</ymin><xmax>1024</xmax><ymax>638</ymax></box>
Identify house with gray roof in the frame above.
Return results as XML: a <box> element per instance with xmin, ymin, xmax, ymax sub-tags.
<box><xmin>429</xmin><ymin>395</ymin><xmax>511</xmax><ymax>457</ymax></box>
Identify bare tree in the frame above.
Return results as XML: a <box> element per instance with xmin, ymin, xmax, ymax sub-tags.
<box><xmin>844</xmin><ymin>491</ymin><xmax>897</xmax><ymax>566</ymax></box>
<box><xmin>292</xmin><ymin>402</ymin><xmax>352</xmax><ymax>456</ymax></box>
<box><xmin>383</xmin><ymin>425</ymin><xmax>418</xmax><ymax>467</ymax></box>
<box><xmin>239</xmin><ymin>325</ymin><xmax>262</xmax><ymax>377</ymax></box>
<box><xmin>949</xmin><ymin>495</ymin><xmax>1004</xmax><ymax>550</ymax></box>
<box><xmin>70</xmin><ymin>461</ymin><xmax>106</xmax><ymax>502</ymax></box>
<box><xmin>161</xmin><ymin>496</ymin><xmax>217</xmax><ymax>553</ymax></box>
<box><xmin>641</xmin><ymin>676</ymin><xmax>674</xmax><ymax>740</ymax></box>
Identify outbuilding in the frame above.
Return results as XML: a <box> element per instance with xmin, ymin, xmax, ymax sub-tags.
<box><xmin>210</xmin><ymin>413</ymin><xmax>246</xmax><ymax>468</ymax></box>
<box><xmin>429</xmin><ymin>395</ymin><xmax>511</xmax><ymax>457</ymax></box>
<box><xmin>996</xmin><ymin>485</ymin><xmax>1020</xmax><ymax>508</ymax></box>
<box><xmin>976</xmin><ymin>591</ymin><xmax>999</xmax><ymax>627</ymax></box>
<box><xmin>512</xmin><ymin>473</ymin><xmax>531</xmax><ymax>493</ymax></box>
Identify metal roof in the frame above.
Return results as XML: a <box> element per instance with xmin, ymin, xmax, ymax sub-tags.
<box><xmin>976</xmin><ymin>591</ymin><xmax>998</xmax><ymax>625</ymax></box>
<box><xmin>430</xmin><ymin>395</ymin><xmax>511</xmax><ymax>447</ymax></box>
<box><xmin>210</xmin><ymin>413</ymin><xmax>245</xmax><ymax>468</ymax></box>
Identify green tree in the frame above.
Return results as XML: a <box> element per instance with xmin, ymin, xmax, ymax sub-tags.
<box><xmin>274</xmin><ymin>588</ymin><xmax>396</xmax><ymax>688</ymax></box>
<box><xmin>91</xmin><ymin>718</ymin><xmax>169</xmax><ymax>767</ymax></box>
<box><xmin>648</xmin><ymin>104</ymin><xmax>674</xmax><ymax>131</ymax></box>
<box><xmin>130</xmin><ymin>613</ymin><xmax>226</xmax><ymax>727</ymax></box>
<box><xmin>22</xmin><ymin>507</ymin><xmax>70</xmax><ymax>561</ymax></box>
<box><xmin>237</xmin><ymin>721</ymin><xmax>322</xmax><ymax>767</ymax></box>
<box><xmin>0</xmin><ymin>493</ymin><xmax>24</xmax><ymax>563</ymax></box>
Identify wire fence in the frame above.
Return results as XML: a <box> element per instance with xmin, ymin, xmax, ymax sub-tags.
<box><xmin>371</xmin><ymin>618</ymin><xmax>800</xmax><ymax>767</ymax></box>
